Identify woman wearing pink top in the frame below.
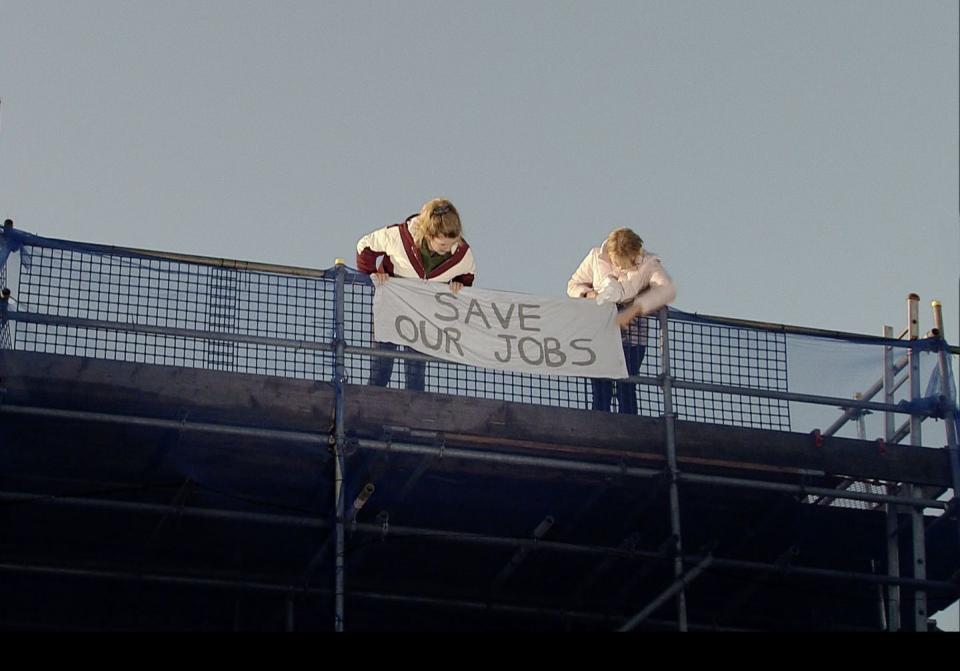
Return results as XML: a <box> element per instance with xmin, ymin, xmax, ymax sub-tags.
<box><xmin>567</xmin><ymin>228</ymin><xmax>676</xmax><ymax>414</ymax></box>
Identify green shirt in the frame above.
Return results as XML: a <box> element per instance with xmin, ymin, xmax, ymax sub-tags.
<box><xmin>420</xmin><ymin>239</ymin><xmax>451</xmax><ymax>275</ymax></box>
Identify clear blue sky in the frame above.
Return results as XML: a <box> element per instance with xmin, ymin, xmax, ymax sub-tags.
<box><xmin>1</xmin><ymin>0</ymin><xmax>957</xmax><ymax>628</ymax></box>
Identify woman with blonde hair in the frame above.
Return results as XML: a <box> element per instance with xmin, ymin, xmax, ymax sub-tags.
<box><xmin>567</xmin><ymin>227</ymin><xmax>675</xmax><ymax>414</ymax></box>
<box><xmin>356</xmin><ymin>198</ymin><xmax>477</xmax><ymax>390</ymax></box>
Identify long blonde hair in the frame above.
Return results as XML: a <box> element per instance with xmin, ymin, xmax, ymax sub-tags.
<box><xmin>413</xmin><ymin>198</ymin><xmax>462</xmax><ymax>247</ymax></box>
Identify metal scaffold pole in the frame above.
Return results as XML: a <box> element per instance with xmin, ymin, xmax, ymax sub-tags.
<box><xmin>883</xmin><ymin>324</ymin><xmax>901</xmax><ymax>632</ymax></box>
<box><xmin>333</xmin><ymin>259</ymin><xmax>348</xmax><ymax>632</ymax></box>
<box><xmin>907</xmin><ymin>293</ymin><xmax>928</xmax><ymax>631</ymax></box>
<box><xmin>617</xmin><ymin>555</ymin><xmax>714</xmax><ymax>632</ymax></box>
<box><xmin>931</xmin><ymin>301</ymin><xmax>960</xmax><ymax>551</ymax></box>
<box><xmin>0</xmin><ymin>220</ymin><xmax>12</xmax><ymax>349</ymax></box>
<box><xmin>658</xmin><ymin>308</ymin><xmax>687</xmax><ymax>631</ymax></box>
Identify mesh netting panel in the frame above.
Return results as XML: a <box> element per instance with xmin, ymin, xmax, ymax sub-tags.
<box><xmin>15</xmin><ymin>244</ymin><xmax>335</xmax><ymax>378</ymax></box>
<box><xmin>18</xmin><ymin>246</ymin><xmax>335</xmax><ymax>339</ymax></box>
<box><xmin>663</xmin><ymin>314</ymin><xmax>790</xmax><ymax>430</ymax></box>
<box><xmin>16</xmin><ymin>323</ymin><xmax>332</xmax><ymax>379</ymax></box>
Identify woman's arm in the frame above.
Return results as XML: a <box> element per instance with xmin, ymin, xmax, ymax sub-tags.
<box><xmin>355</xmin><ymin>227</ymin><xmax>393</xmax><ymax>274</ymax></box>
<box><xmin>567</xmin><ymin>250</ymin><xmax>597</xmax><ymax>298</ymax></box>
<box><xmin>616</xmin><ymin>265</ymin><xmax>676</xmax><ymax>327</ymax></box>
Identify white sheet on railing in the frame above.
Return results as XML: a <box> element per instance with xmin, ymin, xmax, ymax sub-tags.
<box><xmin>372</xmin><ymin>278</ymin><xmax>629</xmax><ymax>379</ymax></box>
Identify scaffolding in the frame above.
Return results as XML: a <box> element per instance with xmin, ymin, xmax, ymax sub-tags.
<box><xmin>0</xmin><ymin>221</ymin><xmax>958</xmax><ymax>631</ymax></box>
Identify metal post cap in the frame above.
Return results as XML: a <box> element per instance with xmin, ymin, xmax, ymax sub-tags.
<box><xmin>931</xmin><ymin>300</ymin><xmax>941</xmax><ymax>308</ymax></box>
<box><xmin>334</xmin><ymin>258</ymin><xmax>346</xmax><ymax>266</ymax></box>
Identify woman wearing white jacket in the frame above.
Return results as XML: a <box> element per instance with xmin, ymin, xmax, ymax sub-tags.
<box><xmin>356</xmin><ymin>198</ymin><xmax>476</xmax><ymax>391</ymax></box>
<box><xmin>567</xmin><ymin>228</ymin><xmax>676</xmax><ymax>414</ymax></box>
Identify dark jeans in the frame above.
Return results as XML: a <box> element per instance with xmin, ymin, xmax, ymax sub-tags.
<box><xmin>590</xmin><ymin>343</ymin><xmax>646</xmax><ymax>414</ymax></box>
<box><xmin>368</xmin><ymin>341</ymin><xmax>426</xmax><ymax>392</ymax></box>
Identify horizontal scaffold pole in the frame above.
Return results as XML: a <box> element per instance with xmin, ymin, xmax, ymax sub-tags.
<box><xmin>0</xmin><ymin>558</ymin><xmax>756</xmax><ymax>630</ymax></box>
<box><xmin>0</xmin><ymin>402</ymin><xmax>946</xmax><ymax>509</ymax></box>
<box><xmin>0</xmin><ymin>489</ymin><xmax>955</xmax><ymax>593</ymax></box>
<box><xmin>353</xmin><ymin>438</ymin><xmax>947</xmax><ymax>509</ymax></box>
<box><xmin>4</xmin><ymin>312</ymin><xmax>945</xmax><ymax>417</ymax></box>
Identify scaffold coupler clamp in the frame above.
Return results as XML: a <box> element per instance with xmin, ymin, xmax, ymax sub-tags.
<box><xmin>810</xmin><ymin>429</ymin><xmax>824</xmax><ymax>448</ymax></box>
<box><xmin>933</xmin><ymin>394</ymin><xmax>950</xmax><ymax>420</ymax></box>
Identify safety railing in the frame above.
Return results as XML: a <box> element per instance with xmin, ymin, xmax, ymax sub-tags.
<box><xmin>2</xmin><ymin>226</ymin><xmax>957</xmax><ymax>436</ymax></box>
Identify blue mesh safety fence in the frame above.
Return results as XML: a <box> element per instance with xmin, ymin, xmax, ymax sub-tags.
<box><xmin>10</xmin><ymin>241</ymin><xmax>335</xmax><ymax>379</ymax></box>
<box><xmin>2</xmin><ymin>227</ymin><xmax>957</xmax><ymax>448</ymax></box>
<box><xmin>666</xmin><ymin>310</ymin><xmax>790</xmax><ymax>429</ymax></box>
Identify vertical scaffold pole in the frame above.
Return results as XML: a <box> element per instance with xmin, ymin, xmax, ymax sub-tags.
<box><xmin>1</xmin><ymin>220</ymin><xmax>14</xmax><ymax>353</ymax></box>
<box><xmin>1</xmin><ymin>220</ymin><xmax>12</xmax><ymax>335</ymax></box>
<box><xmin>854</xmin><ymin>392</ymin><xmax>866</xmax><ymax>440</ymax></box>
<box><xmin>658</xmin><ymin>308</ymin><xmax>687</xmax><ymax>631</ymax></box>
<box><xmin>907</xmin><ymin>293</ymin><xmax>927</xmax><ymax>631</ymax></box>
<box><xmin>883</xmin><ymin>324</ymin><xmax>901</xmax><ymax>632</ymax></box>
<box><xmin>0</xmin><ymin>288</ymin><xmax>9</xmax><ymax>330</ymax></box>
<box><xmin>931</xmin><ymin>301</ymin><xmax>960</xmax><ymax>551</ymax></box>
<box><xmin>333</xmin><ymin>259</ymin><xmax>347</xmax><ymax>632</ymax></box>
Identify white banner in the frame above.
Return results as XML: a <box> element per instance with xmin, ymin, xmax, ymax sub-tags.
<box><xmin>372</xmin><ymin>278</ymin><xmax>629</xmax><ymax>378</ymax></box>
